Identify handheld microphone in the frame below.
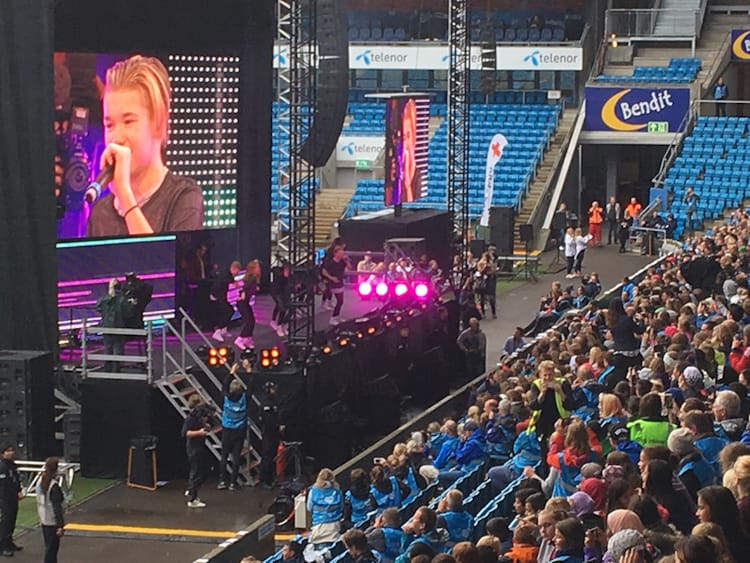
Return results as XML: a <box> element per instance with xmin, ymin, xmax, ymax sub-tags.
<box><xmin>84</xmin><ymin>165</ymin><xmax>114</xmax><ymax>203</ymax></box>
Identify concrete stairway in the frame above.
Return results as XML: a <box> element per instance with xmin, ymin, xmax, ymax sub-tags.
<box><xmin>314</xmin><ymin>186</ymin><xmax>355</xmax><ymax>248</ymax></box>
<box><xmin>601</xmin><ymin>11</ymin><xmax>750</xmax><ymax>87</ymax></box>
<box><xmin>513</xmin><ymin>108</ymin><xmax>577</xmax><ymax>251</ymax></box>
<box><xmin>654</xmin><ymin>0</ymin><xmax>701</xmax><ymax>37</ymax></box>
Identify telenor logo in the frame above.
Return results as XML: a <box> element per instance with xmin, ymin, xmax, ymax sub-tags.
<box><xmin>341</xmin><ymin>142</ymin><xmax>355</xmax><ymax>155</ymax></box>
<box><xmin>733</xmin><ymin>31</ymin><xmax>750</xmax><ymax>60</ymax></box>
<box><xmin>355</xmin><ymin>50</ymin><xmax>372</xmax><ymax>65</ymax></box>
<box><xmin>273</xmin><ymin>48</ymin><xmax>288</xmax><ymax>66</ymax></box>
<box><xmin>524</xmin><ymin>50</ymin><xmax>541</xmax><ymax>66</ymax></box>
<box><xmin>600</xmin><ymin>89</ymin><xmax>674</xmax><ymax>131</ymax></box>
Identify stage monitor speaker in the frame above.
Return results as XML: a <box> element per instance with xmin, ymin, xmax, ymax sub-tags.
<box><xmin>519</xmin><ymin>224</ymin><xmax>534</xmax><ymax>243</ymax></box>
<box><xmin>0</xmin><ymin>351</ymin><xmax>54</xmax><ymax>460</ymax></box>
<box><xmin>385</xmin><ymin>237</ymin><xmax>426</xmax><ymax>260</ymax></box>
<box><xmin>488</xmin><ymin>206</ymin><xmax>515</xmax><ymax>256</ymax></box>
<box><xmin>298</xmin><ymin>0</ymin><xmax>349</xmax><ymax>167</ymax></box>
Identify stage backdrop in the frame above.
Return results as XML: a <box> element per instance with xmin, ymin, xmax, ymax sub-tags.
<box><xmin>0</xmin><ymin>0</ymin><xmax>57</xmax><ymax>351</ymax></box>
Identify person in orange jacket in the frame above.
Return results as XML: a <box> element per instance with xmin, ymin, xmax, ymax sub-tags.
<box><xmin>588</xmin><ymin>201</ymin><xmax>603</xmax><ymax>247</ymax></box>
<box><xmin>502</xmin><ymin>523</ymin><xmax>539</xmax><ymax>563</ymax></box>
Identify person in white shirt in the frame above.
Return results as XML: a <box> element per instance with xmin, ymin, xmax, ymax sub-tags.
<box><xmin>564</xmin><ymin>227</ymin><xmax>576</xmax><ymax>279</ymax></box>
<box><xmin>574</xmin><ymin>228</ymin><xmax>592</xmax><ymax>277</ymax></box>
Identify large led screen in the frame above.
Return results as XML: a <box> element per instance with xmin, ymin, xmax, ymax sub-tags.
<box><xmin>384</xmin><ymin>96</ymin><xmax>429</xmax><ymax>206</ymax></box>
<box><xmin>54</xmin><ymin>52</ymin><xmax>239</xmax><ymax>239</ymax></box>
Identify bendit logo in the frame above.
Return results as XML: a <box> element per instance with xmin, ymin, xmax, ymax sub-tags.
<box><xmin>733</xmin><ymin>31</ymin><xmax>750</xmax><ymax>60</ymax></box>
<box><xmin>600</xmin><ymin>88</ymin><xmax>674</xmax><ymax>132</ymax></box>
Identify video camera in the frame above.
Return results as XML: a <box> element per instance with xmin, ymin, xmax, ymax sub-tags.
<box><xmin>55</xmin><ymin>104</ymin><xmax>92</xmax><ymax>215</ymax></box>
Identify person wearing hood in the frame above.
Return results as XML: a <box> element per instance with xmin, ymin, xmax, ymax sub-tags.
<box><xmin>606</xmin><ymin>529</ymin><xmax>647</xmax><ymax>563</ymax></box>
<box><xmin>667</xmin><ymin>428</ymin><xmax>716</xmax><ymax>499</ymax></box>
<box><xmin>682</xmin><ymin>410</ymin><xmax>727</xmax><ymax>483</ymax></box>
<box><xmin>437</xmin><ymin>420</ymin><xmax>486</xmax><ymax>487</ymax></box>
<box><xmin>218</xmin><ymin>366</ymin><xmax>251</xmax><ymax>491</ymax></box>
<box><xmin>712</xmin><ymin>389</ymin><xmax>745</xmax><ymax>442</ymax></box>
<box><xmin>397</xmin><ymin>507</ymin><xmax>449</xmax><ymax>563</ymax></box>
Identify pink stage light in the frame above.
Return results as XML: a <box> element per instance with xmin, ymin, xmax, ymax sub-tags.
<box><xmin>375</xmin><ymin>282</ymin><xmax>389</xmax><ymax>297</ymax></box>
<box><xmin>414</xmin><ymin>282</ymin><xmax>429</xmax><ymax>299</ymax></box>
<box><xmin>358</xmin><ymin>281</ymin><xmax>373</xmax><ymax>297</ymax></box>
<box><xmin>394</xmin><ymin>282</ymin><xmax>409</xmax><ymax>297</ymax></box>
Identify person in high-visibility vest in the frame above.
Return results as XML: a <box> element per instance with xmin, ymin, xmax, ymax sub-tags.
<box><xmin>588</xmin><ymin>201</ymin><xmax>603</xmax><ymax>247</ymax></box>
<box><xmin>528</xmin><ymin>360</ymin><xmax>576</xmax><ymax>446</ymax></box>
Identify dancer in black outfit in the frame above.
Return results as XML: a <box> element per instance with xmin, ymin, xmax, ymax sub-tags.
<box><xmin>182</xmin><ymin>394</ymin><xmax>218</xmax><ymax>508</ymax></box>
<box><xmin>270</xmin><ymin>257</ymin><xmax>291</xmax><ymax>338</ymax></box>
<box><xmin>235</xmin><ymin>260</ymin><xmax>259</xmax><ymax>350</ymax></box>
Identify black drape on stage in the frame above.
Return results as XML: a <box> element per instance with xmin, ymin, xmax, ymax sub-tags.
<box><xmin>0</xmin><ymin>0</ymin><xmax>57</xmax><ymax>351</ymax></box>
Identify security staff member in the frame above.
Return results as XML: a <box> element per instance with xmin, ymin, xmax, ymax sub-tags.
<box><xmin>0</xmin><ymin>444</ymin><xmax>22</xmax><ymax>556</ymax></box>
<box><xmin>259</xmin><ymin>381</ymin><xmax>284</xmax><ymax>489</ymax></box>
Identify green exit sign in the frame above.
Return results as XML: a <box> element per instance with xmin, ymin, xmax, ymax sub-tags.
<box><xmin>355</xmin><ymin>159</ymin><xmax>370</xmax><ymax>170</ymax></box>
<box><xmin>647</xmin><ymin>121</ymin><xmax>669</xmax><ymax>133</ymax></box>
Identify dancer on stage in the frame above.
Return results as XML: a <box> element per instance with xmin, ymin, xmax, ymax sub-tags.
<box><xmin>235</xmin><ymin>260</ymin><xmax>260</xmax><ymax>350</ymax></box>
<box><xmin>321</xmin><ymin>244</ymin><xmax>348</xmax><ymax>326</ymax></box>
<box><xmin>88</xmin><ymin>55</ymin><xmax>204</xmax><ymax>236</ymax></box>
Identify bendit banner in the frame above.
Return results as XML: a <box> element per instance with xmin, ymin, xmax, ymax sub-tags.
<box><xmin>584</xmin><ymin>87</ymin><xmax>690</xmax><ymax>133</ymax></box>
<box><xmin>731</xmin><ymin>29</ymin><xmax>750</xmax><ymax>60</ymax></box>
<box><xmin>336</xmin><ymin>136</ymin><xmax>384</xmax><ymax>162</ymax></box>
<box><xmin>273</xmin><ymin>44</ymin><xmax>583</xmax><ymax>71</ymax></box>
<box><xmin>480</xmin><ymin>134</ymin><xmax>509</xmax><ymax>227</ymax></box>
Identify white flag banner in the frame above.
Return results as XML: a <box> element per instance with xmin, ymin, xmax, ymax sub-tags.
<box><xmin>480</xmin><ymin>134</ymin><xmax>508</xmax><ymax>227</ymax></box>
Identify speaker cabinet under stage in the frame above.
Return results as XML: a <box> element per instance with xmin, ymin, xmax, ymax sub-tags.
<box><xmin>519</xmin><ymin>224</ymin><xmax>534</xmax><ymax>243</ymax></box>
<box><xmin>0</xmin><ymin>350</ymin><xmax>54</xmax><ymax>460</ymax></box>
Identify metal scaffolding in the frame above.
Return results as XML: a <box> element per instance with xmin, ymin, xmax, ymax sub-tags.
<box><xmin>276</xmin><ymin>0</ymin><xmax>317</xmax><ymax>349</ymax></box>
<box><xmin>447</xmin><ymin>0</ymin><xmax>471</xmax><ymax>277</ymax></box>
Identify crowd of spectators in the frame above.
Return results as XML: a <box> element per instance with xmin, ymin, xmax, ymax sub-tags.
<box><xmin>285</xmin><ymin>217</ymin><xmax>750</xmax><ymax>563</ymax></box>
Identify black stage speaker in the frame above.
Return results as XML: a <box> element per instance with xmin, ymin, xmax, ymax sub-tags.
<box><xmin>81</xmin><ymin>380</ymin><xmax>153</xmax><ymax>478</ymax></box>
<box><xmin>519</xmin><ymin>224</ymin><xmax>534</xmax><ymax>243</ymax></box>
<box><xmin>489</xmin><ymin>206</ymin><xmax>515</xmax><ymax>256</ymax></box>
<box><xmin>299</xmin><ymin>0</ymin><xmax>349</xmax><ymax>167</ymax></box>
<box><xmin>0</xmin><ymin>351</ymin><xmax>54</xmax><ymax>460</ymax></box>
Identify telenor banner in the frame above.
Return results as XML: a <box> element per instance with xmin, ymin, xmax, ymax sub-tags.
<box><xmin>584</xmin><ymin>87</ymin><xmax>690</xmax><ymax>133</ymax></box>
<box><xmin>480</xmin><ymin>134</ymin><xmax>508</xmax><ymax>227</ymax></box>
<box><xmin>731</xmin><ymin>29</ymin><xmax>750</xmax><ymax>60</ymax></box>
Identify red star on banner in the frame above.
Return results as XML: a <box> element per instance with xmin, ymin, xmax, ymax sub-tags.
<box><xmin>491</xmin><ymin>142</ymin><xmax>501</xmax><ymax>157</ymax></box>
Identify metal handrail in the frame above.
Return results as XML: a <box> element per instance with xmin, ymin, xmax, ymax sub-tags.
<box><xmin>701</xmin><ymin>30</ymin><xmax>732</xmax><ymax>96</ymax></box>
<box><xmin>651</xmin><ymin>99</ymin><xmax>698</xmax><ymax>189</ymax></box>
<box><xmin>606</xmin><ymin>8</ymin><xmax>701</xmax><ymax>38</ymax></box>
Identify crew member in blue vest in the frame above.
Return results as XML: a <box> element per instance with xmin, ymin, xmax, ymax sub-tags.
<box><xmin>714</xmin><ymin>77</ymin><xmax>728</xmax><ymax>117</ymax></box>
<box><xmin>218</xmin><ymin>366</ymin><xmax>250</xmax><ymax>491</ymax></box>
<box><xmin>366</xmin><ymin>507</ymin><xmax>404</xmax><ymax>563</ymax></box>
<box><xmin>344</xmin><ymin>468</ymin><xmax>374</xmax><ymax>528</ymax></box>
<box><xmin>370</xmin><ymin>465</ymin><xmax>409</xmax><ymax>513</ymax></box>
<box><xmin>419</xmin><ymin>420</ymin><xmax>459</xmax><ymax>482</ymax></box>
<box><xmin>307</xmin><ymin>468</ymin><xmax>343</xmax><ymax>545</ymax></box>
<box><xmin>667</xmin><ymin>427</ymin><xmax>716</xmax><ymax>499</ymax></box>
<box><xmin>683</xmin><ymin>410</ymin><xmax>727</xmax><ymax>482</ymax></box>
<box><xmin>396</xmin><ymin>506</ymin><xmax>449</xmax><ymax>563</ymax></box>
<box><xmin>436</xmin><ymin>420</ymin><xmax>486</xmax><ymax>488</ymax></box>
<box><xmin>436</xmin><ymin>489</ymin><xmax>474</xmax><ymax>547</ymax></box>
<box><xmin>487</xmin><ymin>428</ymin><xmax>542</xmax><ymax>492</ymax></box>
<box><xmin>682</xmin><ymin>186</ymin><xmax>700</xmax><ymax>233</ymax></box>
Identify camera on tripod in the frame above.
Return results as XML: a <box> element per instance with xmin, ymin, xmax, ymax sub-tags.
<box><xmin>56</xmin><ymin>105</ymin><xmax>92</xmax><ymax>214</ymax></box>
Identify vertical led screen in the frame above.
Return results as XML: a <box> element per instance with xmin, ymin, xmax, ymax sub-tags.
<box><xmin>384</xmin><ymin>96</ymin><xmax>429</xmax><ymax>206</ymax></box>
<box><xmin>54</xmin><ymin>52</ymin><xmax>239</xmax><ymax>239</ymax></box>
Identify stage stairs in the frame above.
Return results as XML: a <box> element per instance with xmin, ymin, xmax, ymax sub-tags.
<box><xmin>314</xmin><ymin>186</ymin><xmax>356</xmax><ymax>248</ymax></box>
<box><xmin>155</xmin><ymin>308</ymin><xmax>264</xmax><ymax>484</ymax></box>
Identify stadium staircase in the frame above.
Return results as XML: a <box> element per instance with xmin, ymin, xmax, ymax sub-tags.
<box><xmin>597</xmin><ymin>10</ymin><xmax>744</xmax><ymax>90</ymax></box>
<box><xmin>513</xmin><ymin>107</ymin><xmax>577</xmax><ymax>252</ymax></box>
<box><xmin>314</xmin><ymin>186</ymin><xmax>356</xmax><ymax>248</ymax></box>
